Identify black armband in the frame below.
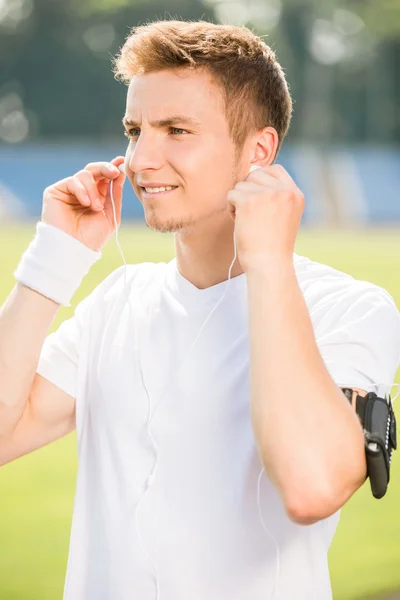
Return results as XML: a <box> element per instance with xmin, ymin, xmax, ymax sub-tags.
<box><xmin>341</xmin><ymin>388</ymin><xmax>397</xmax><ymax>499</ymax></box>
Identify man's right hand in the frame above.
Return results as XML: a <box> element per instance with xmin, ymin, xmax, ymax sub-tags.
<box><xmin>41</xmin><ymin>156</ymin><xmax>126</xmax><ymax>251</ymax></box>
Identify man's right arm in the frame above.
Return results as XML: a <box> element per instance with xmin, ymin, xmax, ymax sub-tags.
<box><xmin>0</xmin><ymin>283</ymin><xmax>75</xmax><ymax>466</ymax></box>
<box><xmin>0</xmin><ymin>157</ymin><xmax>126</xmax><ymax>467</ymax></box>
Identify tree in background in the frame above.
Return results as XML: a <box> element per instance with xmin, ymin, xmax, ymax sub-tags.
<box><xmin>0</xmin><ymin>0</ymin><xmax>399</xmax><ymax>144</ymax></box>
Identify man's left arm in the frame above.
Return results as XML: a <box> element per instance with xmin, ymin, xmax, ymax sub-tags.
<box><xmin>246</xmin><ymin>260</ymin><xmax>367</xmax><ymax>526</ymax></box>
<box><xmin>227</xmin><ymin>163</ymin><xmax>400</xmax><ymax>526</ymax></box>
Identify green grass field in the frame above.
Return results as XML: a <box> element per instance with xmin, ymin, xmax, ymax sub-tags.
<box><xmin>0</xmin><ymin>223</ymin><xmax>399</xmax><ymax>600</ymax></box>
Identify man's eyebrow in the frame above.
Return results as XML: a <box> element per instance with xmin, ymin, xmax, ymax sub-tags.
<box><xmin>122</xmin><ymin>115</ymin><xmax>202</xmax><ymax>128</ymax></box>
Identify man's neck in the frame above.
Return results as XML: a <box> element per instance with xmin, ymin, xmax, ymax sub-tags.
<box><xmin>173</xmin><ymin>218</ymin><xmax>245</xmax><ymax>290</ymax></box>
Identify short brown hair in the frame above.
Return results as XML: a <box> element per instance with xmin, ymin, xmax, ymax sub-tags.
<box><xmin>114</xmin><ymin>20</ymin><xmax>292</xmax><ymax>157</ymax></box>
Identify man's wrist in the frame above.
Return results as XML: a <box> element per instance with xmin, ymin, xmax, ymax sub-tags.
<box><xmin>14</xmin><ymin>221</ymin><xmax>101</xmax><ymax>307</ymax></box>
<box><xmin>245</xmin><ymin>253</ymin><xmax>295</xmax><ymax>281</ymax></box>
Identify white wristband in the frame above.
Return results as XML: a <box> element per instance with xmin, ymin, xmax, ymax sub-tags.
<box><xmin>14</xmin><ymin>222</ymin><xmax>102</xmax><ymax>306</ymax></box>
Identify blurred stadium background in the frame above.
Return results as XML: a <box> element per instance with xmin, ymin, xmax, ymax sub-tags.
<box><xmin>0</xmin><ymin>0</ymin><xmax>400</xmax><ymax>599</ymax></box>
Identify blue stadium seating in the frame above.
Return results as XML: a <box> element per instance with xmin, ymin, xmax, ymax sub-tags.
<box><xmin>0</xmin><ymin>143</ymin><xmax>399</xmax><ymax>224</ymax></box>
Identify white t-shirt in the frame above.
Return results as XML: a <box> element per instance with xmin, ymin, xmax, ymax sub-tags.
<box><xmin>36</xmin><ymin>253</ymin><xmax>400</xmax><ymax>600</ymax></box>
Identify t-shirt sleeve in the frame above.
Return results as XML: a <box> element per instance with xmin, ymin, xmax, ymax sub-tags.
<box><xmin>36</xmin><ymin>292</ymin><xmax>95</xmax><ymax>399</ymax></box>
<box><xmin>36</xmin><ymin>266</ymin><xmax>125</xmax><ymax>399</ymax></box>
<box><xmin>314</xmin><ymin>285</ymin><xmax>400</xmax><ymax>394</ymax></box>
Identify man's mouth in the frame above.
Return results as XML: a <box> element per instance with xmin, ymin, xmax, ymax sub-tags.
<box><xmin>141</xmin><ymin>186</ymin><xmax>178</xmax><ymax>195</ymax></box>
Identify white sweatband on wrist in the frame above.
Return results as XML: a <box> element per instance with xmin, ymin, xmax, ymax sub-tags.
<box><xmin>14</xmin><ymin>221</ymin><xmax>102</xmax><ymax>306</ymax></box>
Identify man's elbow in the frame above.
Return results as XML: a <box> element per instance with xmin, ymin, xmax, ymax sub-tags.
<box><xmin>285</xmin><ymin>495</ymin><xmax>339</xmax><ymax>525</ymax></box>
<box><xmin>285</xmin><ymin>473</ymin><xmax>366</xmax><ymax>526</ymax></box>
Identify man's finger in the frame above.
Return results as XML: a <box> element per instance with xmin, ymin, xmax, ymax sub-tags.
<box><xmin>246</xmin><ymin>169</ymin><xmax>286</xmax><ymax>190</ymax></box>
<box><xmin>234</xmin><ymin>181</ymin><xmax>268</xmax><ymax>194</ymax></box>
<box><xmin>83</xmin><ymin>161</ymin><xmax>122</xmax><ymax>181</ymax></box>
<box><xmin>106</xmin><ymin>156</ymin><xmax>126</xmax><ymax>194</ymax></box>
<box><xmin>248</xmin><ymin>164</ymin><xmax>295</xmax><ymax>188</ymax></box>
<box><xmin>102</xmin><ymin>157</ymin><xmax>126</xmax><ymax>226</ymax></box>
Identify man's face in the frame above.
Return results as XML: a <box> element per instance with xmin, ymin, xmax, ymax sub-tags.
<box><xmin>123</xmin><ymin>68</ymin><xmax>248</xmax><ymax>233</ymax></box>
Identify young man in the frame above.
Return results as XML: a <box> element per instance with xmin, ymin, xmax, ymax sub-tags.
<box><xmin>1</xmin><ymin>20</ymin><xmax>399</xmax><ymax>600</ymax></box>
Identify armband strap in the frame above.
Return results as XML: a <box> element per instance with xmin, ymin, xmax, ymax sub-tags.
<box><xmin>341</xmin><ymin>388</ymin><xmax>397</xmax><ymax>499</ymax></box>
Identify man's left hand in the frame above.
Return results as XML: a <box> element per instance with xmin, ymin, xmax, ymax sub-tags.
<box><xmin>227</xmin><ymin>164</ymin><xmax>305</xmax><ymax>272</ymax></box>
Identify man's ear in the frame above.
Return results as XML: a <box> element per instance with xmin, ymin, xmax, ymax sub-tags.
<box><xmin>250</xmin><ymin>126</ymin><xmax>279</xmax><ymax>167</ymax></box>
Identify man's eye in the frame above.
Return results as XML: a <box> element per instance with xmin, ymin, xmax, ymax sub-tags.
<box><xmin>124</xmin><ymin>128</ymin><xmax>140</xmax><ymax>139</ymax></box>
<box><xmin>170</xmin><ymin>127</ymin><xmax>187</xmax><ymax>135</ymax></box>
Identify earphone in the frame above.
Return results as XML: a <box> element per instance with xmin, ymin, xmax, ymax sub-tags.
<box><xmin>100</xmin><ymin>166</ymin><xmax>400</xmax><ymax>600</ymax></box>
<box><xmin>110</xmin><ymin>163</ymin><xmax>280</xmax><ymax>599</ymax></box>
<box><xmin>99</xmin><ymin>165</ymin><xmax>400</xmax><ymax>600</ymax></box>
<box><xmin>94</xmin><ymin>163</ymin><xmax>281</xmax><ymax>599</ymax></box>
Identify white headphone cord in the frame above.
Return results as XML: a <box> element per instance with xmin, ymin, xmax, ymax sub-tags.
<box><xmin>89</xmin><ymin>176</ymin><xmax>281</xmax><ymax>600</ymax></box>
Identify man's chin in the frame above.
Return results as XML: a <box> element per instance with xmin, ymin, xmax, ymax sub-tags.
<box><xmin>144</xmin><ymin>211</ymin><xmax>196</xmax><ymax>233</ymax></box>
<box><xmin>144</xmin><ymin>204</ymin><xmax>228</xmax><ymax>234</ymax></box>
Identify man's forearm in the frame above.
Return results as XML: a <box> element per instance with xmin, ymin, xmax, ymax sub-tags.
<box><xmin>0</xmin><ymin>283</ymin><xmax>60</xmax><ymax>435</ymax></box>
<box><xmin>246</xmin><ymin>259</ymin><xmax>366</xmax><ymax>522</ymax></box>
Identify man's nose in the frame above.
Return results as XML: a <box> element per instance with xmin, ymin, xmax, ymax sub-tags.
<box><xmin>128</xmin><ymin>133</ymin><xmax>165</xmax><ymax>173</ymax></box>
